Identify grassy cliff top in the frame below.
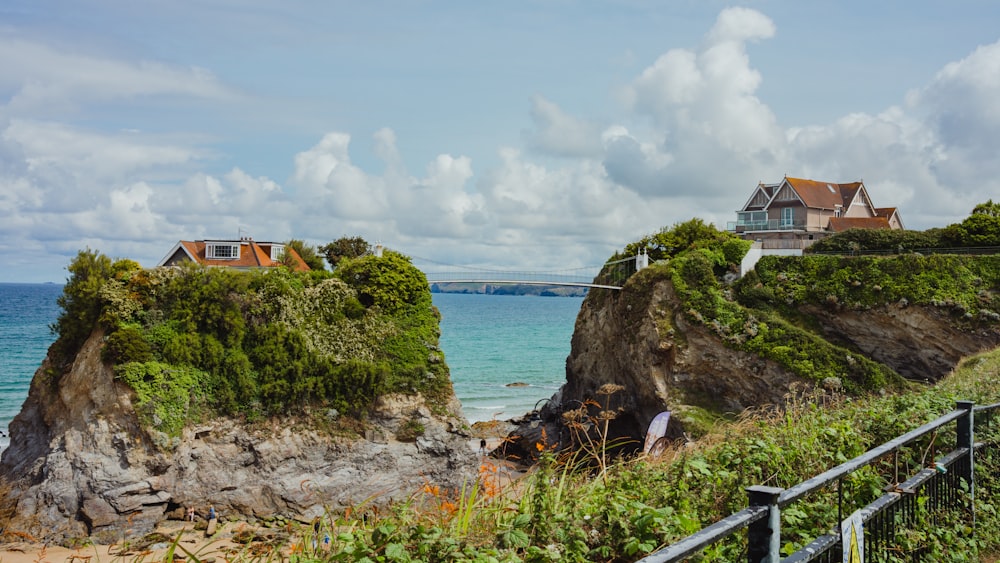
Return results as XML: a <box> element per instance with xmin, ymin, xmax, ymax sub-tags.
<box><xmin>51</xmin><ymin>249</ymin><xmax>452</xmax><ymax>437</ymax></box>
<box><xmin>603</xmin><ymin>220</ymin><xmax>1000</xmax><ymax>395</ymax></box>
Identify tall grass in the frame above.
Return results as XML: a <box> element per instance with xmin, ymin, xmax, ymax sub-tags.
<box><xmin>38</xmin><ymin>348</ymin><xmax>1000</xmax><ymax>562</ymax></box>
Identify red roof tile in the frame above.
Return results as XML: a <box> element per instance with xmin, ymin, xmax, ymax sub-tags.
<box><xmin>784</xmin><ymin>177</ymin><xmax>855</xmax><ymax>210</ymax></box>
<box><xmin>164</xmin><ymin>239</ymin><xmax>310</xmax><ymax>271</ymax></box>
<box><xmin>828</xmin><ymin>217</ymin><xmax>892</xmax><ymax>232</ymax></box>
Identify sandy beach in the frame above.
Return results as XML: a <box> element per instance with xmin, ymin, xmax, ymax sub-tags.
<box><xmin>0</xmin><ymin>520</ymin><xmax>256</xmax><ymax>563</ymax></box>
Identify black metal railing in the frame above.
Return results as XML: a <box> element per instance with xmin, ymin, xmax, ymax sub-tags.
<box><xmin>638</xmin><ymin>400</ymin><xmax>1000</xmax><ymax>563</ymax></box>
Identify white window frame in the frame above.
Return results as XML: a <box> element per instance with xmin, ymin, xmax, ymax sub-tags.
<box><xmin>207</xmin><ymin>243</ymin><xmax>240</xmax><ymax>260</ymax></box>
<box><xmin>780</xmin><ymin>207</ymin><xmax>794</xmax><ymax>227</ymax></box>
<box><xmin>270</xmin><ymin>245</ymin><xmax>284</xmax><ymax>261</ymax></box>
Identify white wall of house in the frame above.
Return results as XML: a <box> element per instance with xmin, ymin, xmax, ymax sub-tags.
<box><xmin>740</xmin><ymin>246</ymin><xmax>803</xmax><ymax>277</ymax></box>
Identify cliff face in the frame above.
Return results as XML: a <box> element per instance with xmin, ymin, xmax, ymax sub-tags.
<box><xmin>559</xmin><ymin>271</ymin><xmax>805</xmax><ymax>444</ymax></box>
<box><xmin>799</xmin><ymin>303</ymin><xmax>1000</xmax><ymax>382</ymax></box>
<box><xmin>0</xmin><ymin>329</ymin><xmax>475</xmax><ymax>543</ymax></box>
<box><xmin>544</xmin><ymin>265</ymin><xmax>1000</xmax><ymax>449</ymax></box>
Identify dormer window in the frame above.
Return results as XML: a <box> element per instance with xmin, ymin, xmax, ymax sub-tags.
<box><xmin>207</xmin><ymin>243</ymin><xmax>240</xmax><ymax>260</ymax></box>
<box><xmin>269</xmin><ymin>244</ymin><xmax>284</xmax><ymax>261</ymax></box>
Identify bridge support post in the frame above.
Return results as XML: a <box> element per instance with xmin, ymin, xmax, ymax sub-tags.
<box><xmin>635</xmin><ymin>249</ymin><xmax>649</xmax><ymax>271</ymax></box>
<box><xmin>746</xmin><ymin>485</ymin><xmax>783</xmax><ymax>563</ymax></box>
<box><xmin>956</xmin><ymin>400</ymin><xmax>975</xmax><ymax>524</ymax></box>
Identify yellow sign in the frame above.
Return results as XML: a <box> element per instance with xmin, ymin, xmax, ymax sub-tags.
<box><xmin>841</xmin><ymin>511</ymin><xmax>864</xmax><ymax>563</ymax></box>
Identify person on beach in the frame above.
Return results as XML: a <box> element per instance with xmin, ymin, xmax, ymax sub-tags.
<box><xmin>209</xmin><ymin>505</ymin><xmax>216</xmax><ymax>520</ymax></box>
<box><xmin>479</xmin><ymin>439</ymin><xmax>487</xmax><ymax>456</ymax></box>
<box><xmin>187</xmin><ymin>506</ymin><xmax>195</xmax><ymax>522</ymax></box>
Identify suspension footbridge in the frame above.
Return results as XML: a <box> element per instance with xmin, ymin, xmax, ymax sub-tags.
<box><xmin>388</xmin><ymin>249</ymin><xmax>649</xmax><ymax>291</ymax></box>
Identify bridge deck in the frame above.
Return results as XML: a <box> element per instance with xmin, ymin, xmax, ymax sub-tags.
<box><xmin>425</xmin><ymin>279</ymin><xmax>622</xmax><ymax>290</ymax></box>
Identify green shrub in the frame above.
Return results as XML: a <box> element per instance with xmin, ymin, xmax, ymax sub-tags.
<box><xmin>51</xmin><ymin>247</ymin><xmax>450</xmax><ymax>435</ymax></box>
<box><xmin>807</xmin><ymin>228</ymin><xmax>944</xmax><ymax>253</ymax></box>
<box><xmin>746</xmin><ymin>254</ymin><xmax>1000</xmax><ymax>317</ymax></box>
<box><xmin>115</xmin><ymin>361</ymin><xmax>206</xmax><ymax>437</ymax></box>
<box><xmin>102</xmin><ymin>325</ymin><xmax>153</xmax><ymax>364</ymax></box>
<box><xmin>335</xmin><ymin>251</ymin><xmax>429</xmax><ymax>314</ymax></box>
<box><xmin>396</xmin><ymin>418</ymin><xmax>426</xmax><ymax>442</ymax></box>
<box><xmin>53</xmin><ymin>249</ymin><xmax>116</xmax><ymax>362</ymax></box>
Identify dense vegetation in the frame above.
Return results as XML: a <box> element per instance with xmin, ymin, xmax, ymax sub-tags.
<box><xmin>52</xmin><ymin>248</ymin><xmax>450</xmax><ymax>438</ymax></box>
<box><xmin>742</xmin><ymin>253</ymin><xmax>1000</xmax><ymax>318</ymax></box>
<box><xmin>808</xmin><ymin>199</ymin><xmax>1000</xmax><ymax>253</ymax></box>
<box><xmin>284</xmin><ymin>238</ymin><xmax>328</xmax><ymax>271</ymax></box>
<box><xmin>172</xmin><ymin>347</ymin><xmax>1000</xmax><ymax>562</ymax></box>
<box><xmin>608</xmin><ymin>220</ymin><xmax>901</xmax><ymax>392</ymax></box>
<box><xmin>603</xmin><ymin>216</ymin><xmax>1000</xmax><ymax>394</ymax></box>
<box><xmin>321</xmin><ymin>236</ymin><xmax>373</xmax><ymax>269</ymax></box>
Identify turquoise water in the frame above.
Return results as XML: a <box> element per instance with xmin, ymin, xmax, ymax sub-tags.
<box><xmin>0</xmin><ymin>285</ymin><xmax>582</xmax><ymax>442</ymax></box>
<box><xmin>0</xmin><ymin>284</ymin><xmax>63</xmax><ymax>446</ymax></box>
<box><xmin>433</xmin><ymin>293</ymin><xmax>583</xmax><ymax>422</ymax></box>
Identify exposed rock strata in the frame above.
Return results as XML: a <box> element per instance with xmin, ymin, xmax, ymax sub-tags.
<box><xmin>556</xmin><ymin>273</ymin><xmax>805</xmax><ymax>446</ymax></box>
<box><xmin>507</xmin><ymin>268</ymin><xmax>1000</xmax><ymax>458</ymax></box>
<box><xmin>798</xmin><ymin>303</ymin><xmax>1000</xmax><ymax>382</ymax></box>
<box><xmin>0</xmin><ymin>330</ymin><xmax>475</xmax><ymax>543</ymax></box>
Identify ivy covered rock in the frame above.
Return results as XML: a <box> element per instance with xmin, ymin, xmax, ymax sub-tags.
<box><xmin>0</xmin><ymin>250</ymin><xmax>474</xmax><ymax>543</ymax></box>
<box><xmin>524</xmin><ymin>222</ymin><xmax>1000</xmax><ymax>457</ymax></box>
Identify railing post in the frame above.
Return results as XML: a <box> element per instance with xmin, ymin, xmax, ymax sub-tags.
<box><xmin>747</xmin><ymin>485</ymin><xmax>783</xmax><ymax>563</ymax></box>
<box><xmin>956</xmin><ymin>400</ymin><xmax>975</xmax><ymax>523</ymax></box>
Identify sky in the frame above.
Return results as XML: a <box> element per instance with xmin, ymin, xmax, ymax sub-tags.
<box><xmin>2</xmin><ymin>1</ymin><xmax>1000</xmax><ymax>283</ymax></box>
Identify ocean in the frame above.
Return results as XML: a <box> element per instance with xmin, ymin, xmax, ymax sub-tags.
<box><xmin>0</xmin><ymin>283</ymin><xmax>64</xmax><ymax>448</ymax></box>
<box><xmin>432</xmin><ymin>293</ymin><xmax>583</xmax><ymax>422</ymax></box>
<box><xmin>0</xmin><ymin>284</ymin><xmax>582</xmax><ymax>446</ymax></box>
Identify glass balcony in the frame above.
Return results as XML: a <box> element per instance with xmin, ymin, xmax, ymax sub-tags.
<box><xmin>726</xmin><ymin>219</ymin><xmax>806</xmax><ymax>232</ymax></box>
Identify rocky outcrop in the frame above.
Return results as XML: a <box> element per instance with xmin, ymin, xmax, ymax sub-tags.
<box><xmin>553</xmin><ymin>270</ymin><xmax>807</xmax><ymax>447</ymax></box>
<box><xmin>0</xmin><ymin>329</ymin><xmax>476</xmax><ymax>543</ymax></box>
<box><xmin>799</xmin><ymin>303</ymin><xmax>1000</xmax><ymax>382</ymax></box>
<box><xmin>509</xmin><ymin>266</ymin><xmax>1000</xmax><ymax>458</ymax></box>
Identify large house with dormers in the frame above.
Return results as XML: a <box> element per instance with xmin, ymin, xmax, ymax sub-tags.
<box><xmin>156</xmin><ymin>237</ymin><xmax>310</xmax><ymax>271</ymax></box>
<box><xmin>727</xmin><ymin>176</ymin><xmax>904</xmax><ymax>250</ymax></box>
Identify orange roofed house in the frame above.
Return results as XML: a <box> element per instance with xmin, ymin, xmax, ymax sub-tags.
<box><xmin>156</xmin><ymin>238</ymin><xmax>310</xmax><ymax>271</ymax></box>
<box><xmin>727</xmin><ymin>176</ymin><xmax>904</xmax><ymax>250</ymax></box>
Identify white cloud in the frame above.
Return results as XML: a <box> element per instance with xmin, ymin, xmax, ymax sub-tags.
<box><xmin>916</xmin><ymin>41</ymin><xmax>1000</xmax><ymax>149</ymax></box>
<box><xmin>525</xmin><ymin>96</ymin><xmax>604</xmax><ymax>158</ymax></box>
<box><xmin>781</xmin><ymin>40</ymin><xmax>1000</xmax><ymax>222</ymax></box>
<box><xmin>289</xmin><ymin>130</ymin><xmax>482</xmax><ymax>242</ymax></box>
<box><xmin>705</xmin><ymin>6</ymin><xmax>776</xmax><ymax>45</ymax></box>
<box><xmin>6</xmin><ymin>120</ymin><xmax>200</xmax><ymax>181</ymax></box>
<box><xmin>0</xmin><ymin>34</ymin><xmax>233</xmax><ymax>116</ymax></box>
<box><xmin>606</xmin><ymin>7</ymin><xmax>785</xmax><ymax>198</ymax></box>
<box><xmin>2</xmin><ymin>7</ymin><xmax>1000</xmax><ymax>282</ymax></box>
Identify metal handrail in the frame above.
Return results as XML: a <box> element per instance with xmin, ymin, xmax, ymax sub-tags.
<box><xmin>778</xmin><ymin>409</ymin><xmax>964</xmax><ymax>506</ymax></box>
<box><xmin>726</xmin><ymin>220</ymin><xmax>808</xmax><ymax>232</ymax></box>
<box><xmin>639</xmin><ymin>403</ymin><xmax>979</xmax><ymax>562</ymax></box>
<box><xmin>637</xmin><ymin>506</ymin><xmax>768</xmax><ymax>563</ymax></box>
<box><xmin>781</xmin><ymin>447</ymin><xmax>970</xmax><ymax>562</ymax></box>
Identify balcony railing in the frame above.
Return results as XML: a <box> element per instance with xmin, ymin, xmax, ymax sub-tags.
<box><xmin>726</xmin><ymin>219</ymin><xmax>806</xmax><ymax>232</ymax></box>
